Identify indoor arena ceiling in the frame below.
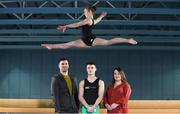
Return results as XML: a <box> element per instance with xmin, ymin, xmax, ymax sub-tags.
<box><xmin>0</xmin><ymin>0</ymin><xmax>180</xmax><ymax>50</ymax></box>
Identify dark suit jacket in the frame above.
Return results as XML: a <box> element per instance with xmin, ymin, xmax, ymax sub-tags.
<box><xmin>51</xmin><ymin>73</ymin><xmax>79</xmax><ymax>113</ymax></box>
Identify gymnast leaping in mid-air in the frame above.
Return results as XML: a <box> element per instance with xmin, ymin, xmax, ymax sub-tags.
<box><xmin>41</xmin><ymin>5</ymin><xmax>138</xmax><ymax>50</ymax></box>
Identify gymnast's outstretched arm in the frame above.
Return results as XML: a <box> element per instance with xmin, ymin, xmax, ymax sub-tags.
<box><xmin>94</xmin><ymin>12</ymin><xmax>107</xmax><ymax>25</ymax></box>
<box><xmin>57</xmin><ymin>19</ymin><xmax>91</xmax><ymax>32</ymax></box>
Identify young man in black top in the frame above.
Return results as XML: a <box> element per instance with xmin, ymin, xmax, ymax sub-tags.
<box><xmin>79</xmin><ymin>62</ymin><xmax>104</xmax><ymax>113</ymax></box>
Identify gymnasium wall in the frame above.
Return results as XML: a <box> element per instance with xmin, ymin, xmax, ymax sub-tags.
<box><xmin>0</xmin><ymin>49</ymin><xmax>180</xmax><ymax>100</ymax></box>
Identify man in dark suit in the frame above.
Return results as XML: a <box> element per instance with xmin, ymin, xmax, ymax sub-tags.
<box><xmin>51</xmin><ymin>57</ymin><xmax>79</xmax><ymax>113</ymax></box>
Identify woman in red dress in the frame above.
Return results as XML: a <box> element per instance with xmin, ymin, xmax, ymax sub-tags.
<box><xmin>104</xmin><ymin>67</ymin><xmax>131</xmax><ymax>114</ymax></box>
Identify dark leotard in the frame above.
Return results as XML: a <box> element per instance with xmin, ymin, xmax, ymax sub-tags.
<box><xmin>81</xmin><ymin>19</ymin><xmax>96</xmax><ymax>46</ymax></box>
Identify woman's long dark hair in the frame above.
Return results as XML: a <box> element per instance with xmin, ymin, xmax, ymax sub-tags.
<box><xmin>112</xmin><ymin>67</ymin><xmax>128</xmax><ymax>84</ymax></box>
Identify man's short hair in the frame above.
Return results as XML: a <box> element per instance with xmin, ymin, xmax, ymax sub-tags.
<box><xmin>59</xmin><ymin>57</ymin><xmax>69</xmax><ymax>62</ymax></box>
<box><xmin>86</xmin><ymin>62</ymin><xmax>96</xmax><ymax>66</ymax></box>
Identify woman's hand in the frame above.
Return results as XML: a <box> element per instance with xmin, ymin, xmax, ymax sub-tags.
<box><xmin>57</xmin><ymin>25</ymin><xmax>67</xmax><ymax>32</ymax></box>
<box><xmin>105</xmin><ymin>104</ymin><xmax>112</xmax><ymax>111</ymax></box>
<box><xmin>101</xmin><ymin>12</ymin><xmax>107</xmax><ymax>18</ymax></box>
<box><xmin>111</xmin><ymin>103</ymin><xmax>119</xmax><ymax>110</ymax></box>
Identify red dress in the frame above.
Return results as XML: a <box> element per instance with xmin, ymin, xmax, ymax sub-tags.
<box><xmin>104</xmin><ymin>82</ymin><xmax>131</xmax><ymax>114</ymax></box>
